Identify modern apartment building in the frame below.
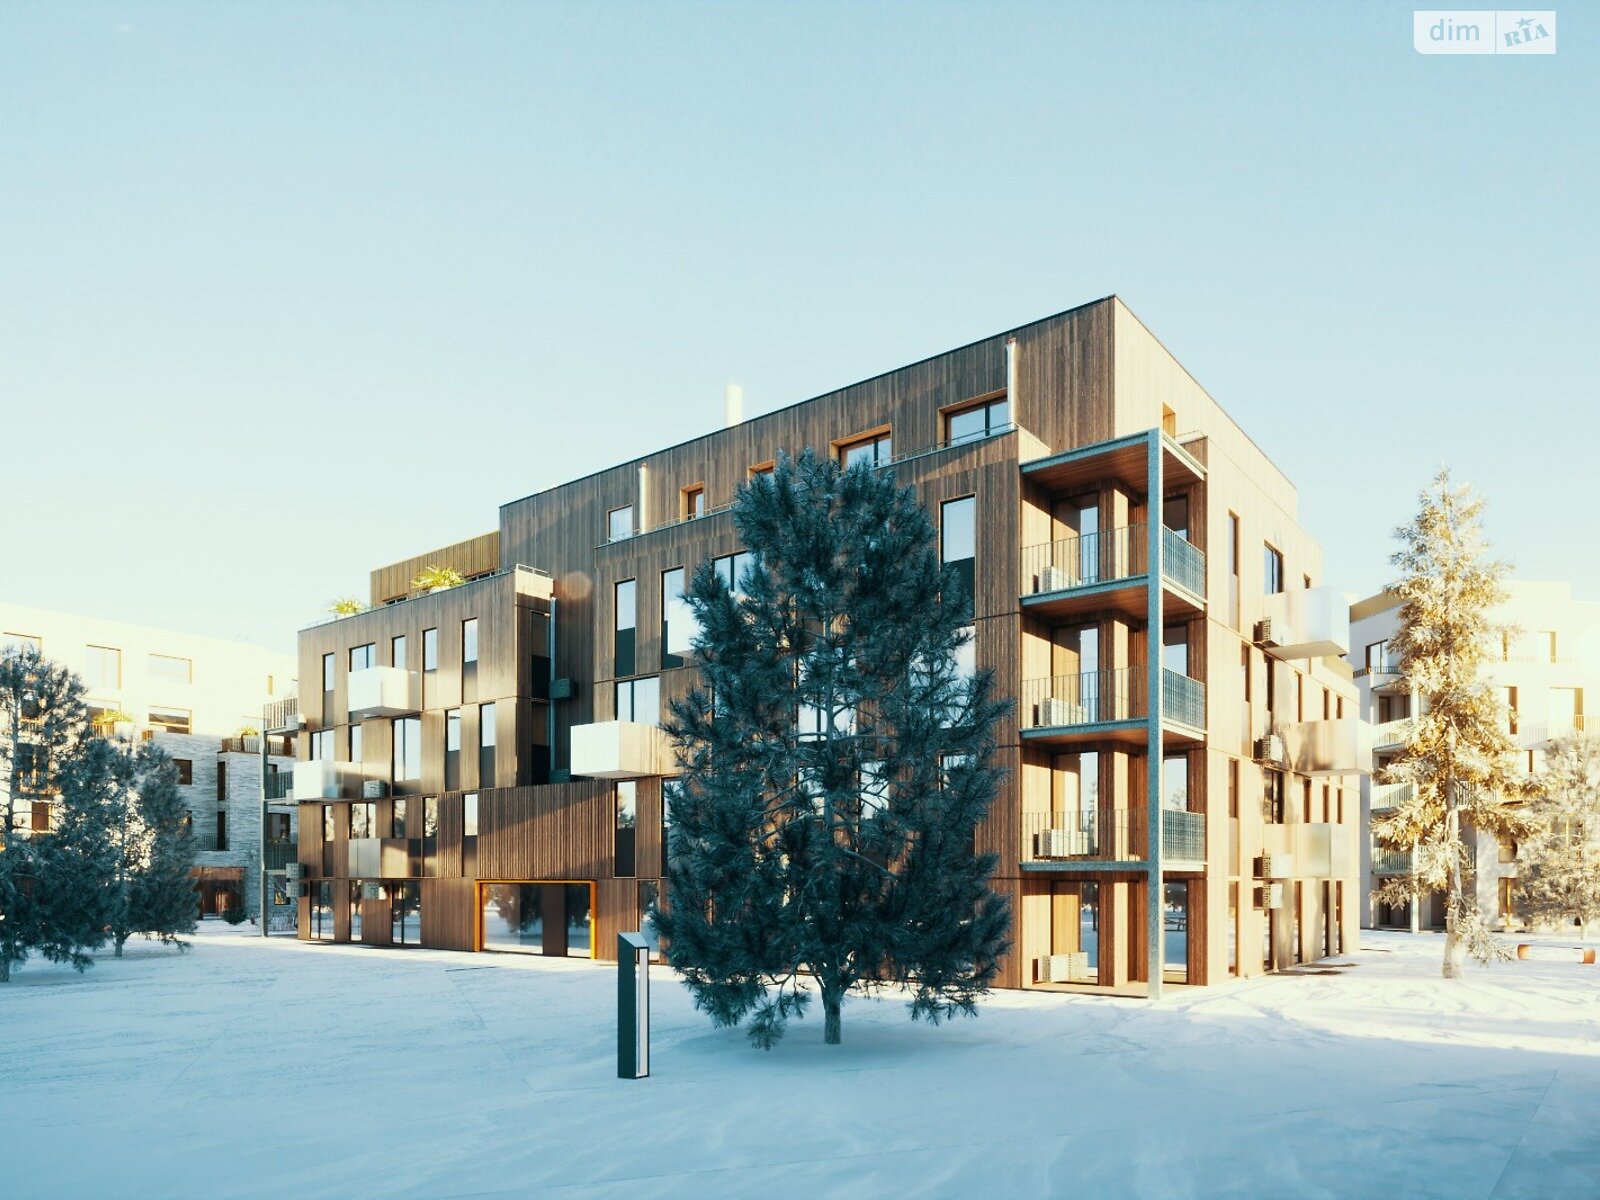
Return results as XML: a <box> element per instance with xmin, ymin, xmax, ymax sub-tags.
<box><xmin>0</xmin><ymin>605</ymin><xmax>299</xmax><ymax>924</ymax></box>
<box><xmin>1352</xmin><ymin>580</ymin><xmax>1600</xmax><ymax>930</ymax></box>
<box><xmin>280</xmin><ymin>296</ymin><xmax>1365</xmax><ymax>994</ymax></box>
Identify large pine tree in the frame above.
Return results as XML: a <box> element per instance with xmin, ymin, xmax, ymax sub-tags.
<box><xmin>656</xmin><ymin>449</ymin><xmax>1012</xmax><ymax>1048</ymax></box>
<box><xmin>115</xmin><ymin>743</ymin><xmax>199</xmax><ymax>954</ymax></box>
<box><xmin>1373</xmin><ymin>469</ymin><xmax>1534</xmax><ymax>977</ymax></box>
<box><xmin>1517</xmin><ymin>731</ymin><xmax>1600</xmax><ymax>940</ymax></box>
<box><xmin>0</xmin><ymin>645</ymin><xmax>104</xmax><ymax>982</ymax></box>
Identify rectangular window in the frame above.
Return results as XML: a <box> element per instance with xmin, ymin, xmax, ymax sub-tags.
<box><xmin>712</xmin><ymin>551</ymin><xmax>756</xmax><ymax>600</ymax></box>
<box><xmin>148</xmin><ymin>654</ymin><xmax>192</xmax><ymax>685</ymax></box>
<box><xmin>350</xmin><ymin>801</ymin><xmax>374</xmax><ymax>839</ymax></box>
<box><xmin>446</xmin><ymin>709</ymin><xmax>461</xmax><ymax>751</ymax></box>
<box><xmin>1263</xmin><ymin>770</ymin><xmax>1285</xmax><ymax>824</ymax></box>
<box><xmin>423</xmin><ymin>797</ymin><xmax>440</xmax><ymax>876</ymax></box>
<box><xmin>174</xmin><ymin>758</ymin><xmax>194</xmax><ymax>785</ymax></box>
<box><xmin>479</xmin><ymin>701</ymin><xmax>497</xmax><ymax>786</ymax></box>
<box><xmin>310</xmin><ymin>730</ymin><xmax>334</xmax><ymax>762</ymax></box>
<box><xmin>615</xmin><ymin>781</ymin><xmax>637</xmax><ymax>878</ymax></box>
<box><xmin>392</xmin><ymin>797</ymin><xmax>409</xmax><ymax>839</ymax></box>
<box><xmin>349</xmin><ymin>723</ymin><xmax>363</xmax><ymax>766</ymax></box>
<box><xmin>661</xmin><ymin>568</ymin><xmax>696</xmax><ymax>667</ymax></box>
<box><xmin>392</xmin><ymin>881</ymin><xmax>421</xmax><ymax>945</ymax></box>
<box><xmin>393</xmin><ymin>716</ymin><xmax>422</xmax><ymax>782</ymax></box>
<box><xmin>463</xmin><ymin>792</ymin><xmax>479</xmax><ymax>838</ymax></box>
<box><xmin>748</xmin><ymin>461</ymin><xmax>775</xmax><ymax>478</ymax></box>
<box><xmin>608</xmin><ymin>505</ymin><xmax>634</xmax><ymax>542</ymax></box>
<box><xmin>615</xmin><ymin>676</ymin><xmax>661</xmax><ymax>726</ymax></box>
<box><xmin>941</xmin><ymin>496</ymin><xmax>977</xmax><ymax>621</ymax></box>
<box><xmin>1163</xmin><ymin>754</ymin><xmax>1190</xmax><ymax>811</ymax></box>
<box><xmin>462</xmin><ymin>618</ymin><xmax>479</xmax><ymax>665</ymax></box>
<box><xmin>943</xmin><ymin>395</ymin><xmax>1010</xmax><ymax>446</ymax></box>
<box><xmin>1228</xmin><ymin>759</ymin><xmax>1239</xmax><ymax>819</ymax></box>
<box><xmin>838</xmin><ymin>429</ymin><xmax>893</xmax><ymax>470</ymax></box>
<box><xmin>422</xmin><ymin>628</ymin><xmax>438</xmax><ymax>672</ymax></box>
<box><xmin>614</xmin><ymin>579</ymin><xmax>637</xmax><ymax>676</ymax></box>
<box><xmin>1503</xmin><ymin>686</ymin><xmax>1519</xmax><ymax>735</ymax></box>
<box><xmin>3</xmin><ymin>633</ymin><xmax>41</xmax><ymax>654</ymax></box>
<box><xmin>391</xmin><ymin>635</ymin><xmax>407</xmax><ymax>670</ymax></box>
<box><xmin>322</xmin><ymin>804</ymin><xmax>336</xmax><ymax>842</ymax></box>
<box><xmin>147</xmin><ymin>708</ymin><xmax>192</xmax><ymax>734</ymax></box>
<box><xmin>681</xmin><ymin>485</ymin><xmax>706</xmax><ymax>519</ymax></box>
<box><xmin>85</xmin><ymin>645</ymin><xmax>122</xmax><ymax>691</ymax></box>
<box><xmin>1264</xmin><ymin>544</ymin><xmax>1284</xmax><ymax>595</ymax></box>
<box><xmin>322</xmin><ymin>653</ymin><xmax>335</xmax><ymax>692</ymax></box>
<box><xmin>350</xmin><ymin>643</ymin><xmax>375</xmax><ymax>671</ymax></box>
<box><xmin>1227</xmin><ymin>512</ymin><xmax>1241</xmax><ymax>629</ymax></box>
<box><xmin>1549</xmin><ymin>688</ymin><xmax>1579</xmax><ymax>735</ymax></box>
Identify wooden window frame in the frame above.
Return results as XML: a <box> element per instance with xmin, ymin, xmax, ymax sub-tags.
<box><xmin>832</xmin><ymin>425</ymin><xmax>893</xmax><ymax>469</ymax></box>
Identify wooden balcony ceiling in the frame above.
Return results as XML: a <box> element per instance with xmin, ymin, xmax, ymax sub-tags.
<box><xmin>1021</xmin><ymin>432</ymin><xmax>1205</xmax><ymax>494</ymax></box>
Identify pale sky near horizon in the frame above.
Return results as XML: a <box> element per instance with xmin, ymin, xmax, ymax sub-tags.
<box><xmin>2</xmin><ymin>1</ymin><xmax>1595</xmax><ymax>656</ymax></box>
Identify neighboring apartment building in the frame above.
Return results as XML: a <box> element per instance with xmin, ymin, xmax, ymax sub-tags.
<box><xmin>280</xmin><ymin>296</ymin><xmax>1365</xmax><ymax>995</ymax></box>
<box><xmin>0</xmin><ymin>605</ymin><xmax>299</xmax><ymax>925</ymax></box>
<box><xmin>1352</xmin><ymin>581</ymin><xmax>1600</xmax><ymax>930</ymax></box>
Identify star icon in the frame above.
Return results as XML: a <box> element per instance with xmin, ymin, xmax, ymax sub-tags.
<box><xmin>1517</xmin><ymin>16</ymin><xmax>1533</xmax><ymax>29</ymax></box>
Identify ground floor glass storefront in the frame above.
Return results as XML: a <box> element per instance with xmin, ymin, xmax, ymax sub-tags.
<box><xmin>479</xmin><ymin>881</ymin><xmax>594</xmax><ymax>958</ymax></box>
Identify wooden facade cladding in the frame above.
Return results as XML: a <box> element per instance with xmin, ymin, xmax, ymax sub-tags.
<box><xmin>369</xmin><ymin>531</ymin><xmax>500</xmax><ymax>608</ymax></box>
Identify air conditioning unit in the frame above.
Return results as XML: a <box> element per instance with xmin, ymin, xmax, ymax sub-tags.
<box><xmin>1035</xmin><ymin>952</ymin><xmax>1090</xmax><ymax>983</ymax></box>
<box><xmin>550</xmin><ymin>677</ymin><xmax>577</xmax><ymax>700</ymax></box>
<box><xmin>284</xmin><ymin>862</ymin><xmax>304</xmax><ymax>880</ymax></box>
<box><xmin>1038</xmin><ymin>697</ymin><xmax>1087</xmax><ymax>727</ymax></box>
<box><xmin>1259</xmin><ymin>882</ymin><xmax>1285</xmax><ymax>909</ymax></box>
<box><xmin>362</xmin><ymin>882</ymin><xmax>383</xmax><ymax>900</ymax></box>
<box><xmin>1035</xmin><ymin>827</ymin><xmax>1090</xmax><ymax>858</ymax></box>
<box><xmin>1261</xmin><ymin>853</ymin><xmax>1295</xmax><ymax>879</ymax></box>
<box><xmin>1254</xmin><ymin>735</ymin><xmax>1286</xmax><ymax>764</ymax></box>
<box><xmin>362</xmin><ymin>778</ymin><xmax>388</xmax><ymax>799</ymax></box>
<box><xmin>1254</xmin><ymin>618</ymin><xmax>1280</xmax><ymax>647</ymax></box>
<box><xmin>285</xmin><ymin>880</ymin><xmax>303</xmax><ymax>899</ymax></box>
<box><xmin>1038</xmin><ymin>565</ymin><xmax>1073</xmax><ymax>594</ymax></box>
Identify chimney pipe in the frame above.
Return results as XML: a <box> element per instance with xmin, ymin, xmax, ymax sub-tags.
<box><xmin>724</xmin><ymin>382</ymin><xmax>744</xmax><ymax>429</ymax></box>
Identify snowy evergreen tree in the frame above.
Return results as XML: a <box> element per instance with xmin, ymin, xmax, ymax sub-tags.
<box><xmin>117</xmin><ymin>743</ymin><xmax>199</xmax><ymax>953</ymax></box>
<box><xmin>1372</xmin><ymin>469</ymin><xmax>1534</xmax><ymax>977</ymax></box>
<box><xmin>1517</xmin><ymin>731</ymin><xmax>1600</xmax><ymax>940</ymax></box>
<box><xmin>36</xmin><ymin>738</ymin><xmax>120</xmax><ymax>969</ymax></box>
<box><xmin>656</xmin><ymin>449</ymin><xmax>1012</xmax><ymax>1048</ymax></box>
<box><xmin>0</xmin><ymin>645</ymin><xmax>101</xmax><ymax>981</ymax></box>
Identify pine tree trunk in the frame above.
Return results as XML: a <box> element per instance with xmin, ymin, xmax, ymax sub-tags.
<box><xmin>822</xmin><ymin>985</ymin><xmax>843</xmax><ymax>1045</ymax></box>
<box><xmin>114</xmin><ymin>933</ymin><xmax>126</xmax><ymax>959</ymax></box>
<box><xmin>1</xmin><ymin>955</ymin><xmax>10</xmax><ymax>983</ymax></box>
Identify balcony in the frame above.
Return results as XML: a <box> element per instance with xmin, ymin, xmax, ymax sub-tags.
<box><xmin>1021</xmin><ymin>430</ymin><xmax>1206</xmax><ymax>497</ymax></box>
<box><xmin>1370</xmin><ymin>780</ymin><xmax>1413</xmax><ymax>812</ymax></box>
<box><xmin>1280</xmin><ymin>719</ymin><xmax>1373</xmax><ymax>775</ymax></box>
<box><xmin>347</xmin><ymin>837</ymin><xmax>415</xmax><ymax>877</ymax></box>
<box><xmin>292</xmin><ymin>759</ymin><xmax>353</xmax><ymax>801</ymax></box>
<box><xmin>570</xmin><ymin>721</ymin><xmax>679</xmax><ymax>779</ymax></box>
<box><xmin>1373</xmin><ymin>718</ymin><xmax>1412</xmax><ymax>751</ymax></box>
<box><xmin>1294</xmin><ymin>823</ymin><xmax>1354</xmax><ymax>878</ymax></box>
<box><xmin>1256</xmin><ymin>586</ymin><xmax>1350</xmax><ymax>660</ymax></box>
<box><xmin>262</xmin><ymin>842</ymin><xmax>297</xmax><ymax>872</ymax></box>
<box><xmin>264</xmin><ymin>772</ymin><xmax>294</xmax><ymax>801</ymax></box>
<box><xmin>1372</xmin><ymin>848</ymin><xmax>1413</xmax><ymax>876</ymax></box>
<box><xmin>1161</xmin><ymin>809</ymin><xmax>1207</xmax><ymax>866</ymax></box>
<box><xmin>1019</xmin><ymin>525</ymin><xmax>1205</xmax><ymax>622</ymax></box>
<box><xmin>1020</xmin><ymin>668</ymin><xmax>1205</xmax><ymax>746</ymax></box>
<box><xmin>220</xmin><ymin>735</ymin><xmax>293</xmax><ymax>757</ymax></box>
<box><xmin>347</xmin><ymin>665</ymin><xmax>421</xmax><ymax>719</ymax></box>
<box><xmin>1020</xmin><ymin>809</ymin><xmax>1145</xmax><ymax>866</ymax></box>
<box><xmin>264</xmin><ymin>696</ymin><xmax>302</xmax><ymax>733</ymax></box>
<box><xmin>1162</xmin><ymin>670</ymin><xmax>1206</xmax><ymax>732</ymax></box>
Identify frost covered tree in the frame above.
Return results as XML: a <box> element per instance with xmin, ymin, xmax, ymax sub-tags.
<box><xmin>0</xmin><ymin>645</ymin><xmax>103</xmax><ymax>981</ymax></box>
<box><xmin>1517</xmin><ymin>732</ymin><xmax>1600</xmax><ymax>940</ymax></box>
<box><xmin>1372</xmin><ymin>470</ymin><xmax>1534</xmax><ymax>977</ymax></box>
<box><xmin>656</xmin><ymin>449</ymin><xmax>1012</xmax><ymax>1048</ymax></box>
<box><xmin>119</xmin><ymin>743</ymin><xmax>198</xmax><ymax>952</ymax></box>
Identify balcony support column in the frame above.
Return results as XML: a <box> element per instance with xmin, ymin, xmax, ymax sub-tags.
<box><xmin>1145</xmin><ymin>429</ymin><xmax>1165</xmax><ymax>1000</ymax></box>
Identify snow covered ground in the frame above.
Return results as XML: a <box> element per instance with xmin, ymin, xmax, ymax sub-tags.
<box><xmin>3</xmin><ymin>925</ymin><xmax>1598</xmax><ymax>1199</ymax></box>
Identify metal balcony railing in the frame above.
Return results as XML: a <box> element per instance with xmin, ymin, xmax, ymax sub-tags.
<box><xmin>1372</xmin><ymin>848</ymin><xmax>1414</xmax><ymax>876</ymax></box>
<box><xmin>1022</xmin><ymin>668</ymin><xmax>1146</xmax><ymax>729</ymax></box>
<box><xmin>1373</xmin><ymin>718</ymin><xmax>1412</xmax><ymax>750</ymax></box>
<box><xmin>1162</xmin><ymin>671</ymin><xmax>1206</xmax><ymax>729</ymax></box>
<box><xmin>1160</xmin><ymin>528</ymin><xmax>1206</xmax><ymax>597</ymax></box>
<box><xmin>1161</xmin><ymin>809</ymin><xmax>1206</xmax><ymax>862</ymax></box>
<box><xmin>262</xmin><ymin>842</ymin><xmax>297</xmax><ymax>872</ymax></box>
<box><xmin>263</xmin><ymin>696</ymin><xmax>300</xmax><ymax>733</ymax></box>
<box><xmin>221</xmin><ymin>735</ymin><xmax>293</xmax><ymax>757</ymax></box>
<box><xmin>1371</xmin><ymin>781</ymin><xmax>1413</xmax><ymax>812</ymax></box>
<box><xmin>264</xmin><ymin>772</ymin><xmax>294</xmax><ymax>801</ymax></box>
<box><xmin>1021</xmin><ymin>525</ymin><xmax>1145</xmax><ymax>595</ymax></box>
<box><xmin>1020</xmin><ymin>809</ymin><xmax>1146</xmax><ymax>864</ymax></box>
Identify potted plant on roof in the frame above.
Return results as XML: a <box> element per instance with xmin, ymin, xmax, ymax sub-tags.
<box><xmin>412</xmin><ymin>565</ymin><xmax>465</xmax><ymax>595</ymax></box>
<box><xmin>95</xmin><ymin>707</ymin><xmax>138</xmax><ymax>741</ymax></box>
<box><xmin>329</xmin><ymin>596</ymin><xmax>366</xmax><ymax>617</ymax></box>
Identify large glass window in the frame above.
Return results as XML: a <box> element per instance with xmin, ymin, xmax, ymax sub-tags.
<box><xmin>310</xmin><ymin>729</ymin><xmax>334</xmax><ymax>762</ymax></box>
<box><xmin>838</xmin><ymin>429</ymin><xmax>893</xmax><ymax>469</ymax></box>
<box><xmin>944</xmin><ymin>396</ymin><xmax>1010</xmax><ymax>446</ymax></box>
<box><xmin>392</xmin><ymin>797</ymin><xmax>409</xmax><ymax>839</ymax></box>
<box><xmin>941</xmin><ymin>496</ymin><xmax>977</xmax><ymax>621</ymax></box>
<box><xmin>1162</xmin><ymin>755</ymin><xmax>1190</xmax><ymax>811</ymax></box>
<box><xmin>391</xmin><ymin>882</ymin><xmax>421</xmax><ymax>945</ymax></box>
<box><xmin>422</xmin><ymin>628</ymin><xmax>438</xmax><ymax>672</ymax></box>
<box><xmin>350</xmin><ymin>881</ymin><xmax>363</xmax><ymax>942</ymax></box>
<box><xmin>147</xmin><ymin>708</ymin><xmax>192</xmax><ymax>734</ymax></box>
<box><xmin>480</xmin><ymin>882</ymin><xmax>593</xmax><ymax>957</ymax></box>
<box><xmin>444</xmin><ymin>709</ymin><xmax>461</xmax><ymax>789</ymax></box>
<box><xmin>615</xmin><ymin>781</ymin><xmax>637</xmax><ymax>878</ymax></box>
<box><xmin>608</xmin><ymin>505</ymin><xmax>634</xmax><ymax>542</ymax></box>
<box><xmin>463</xmin><ymin>792</ymin><xmax>479</xmax><ymax>837</ymax></box>
<box><xmin>349</xmin><ymin>723</ymin><xmax>363</xmax><ymax>766</ymax></box>
<box><xmin>661</xmin><ymin>568</ymin><xmax>696</xmax><ymax>667</ymax></box>
<box><xmin>392</xmin><ymin>634</ymin><xmax>407</xmax><ymax>670</ymax></box>
<box><xmin>1263</xmin><ymin>769</ymin><xmax>1285</xmax><ymax>824</ymax></box>
<box><xmin>615</xmin><ymin>676</ymin><xmax>661</xmax><ymax>725</ymax></box>
<box><xmin>350</xmin><ymin>801</ymin><xmax>374</xmax><ymax>839</ymax></box>
<box><xmin>423</xmin><ymin>797</ymin><xmax>439</xmax><ymax>875</ymax></box>
<box><xmin>148</xmin><ymin>654</ymin><xmax>191</xmax><ymax>685</ymax></box>
<box><xmin>1264</xmin><ymin>543</ymin><xmax>1284</xmax><ymax>595</ymax></box>
<box><xmin>350</xmin><ymin>643</ymin><xmax>375</xmax><ymax>671</ymax></box>
<box><xmin>322</xmin><ymin>653</ymin><xmax>335</xmax><ymax>692</ymax></box>
<box><xmin>393</xmin><ymin>716</ymin><xmax>422</xmax><ymax>782</ymax></box>
<box><xmin>311</xmin><ymin>880</ymin><xmax>335</xmax><ymax>941</ymax></box>
<box><xmin>479</xmin><ymin>702</ymin><xmax>497</xmax><ymax>787</ymax></box>
<box><xmin>712</xmin><ymin>551</ymin><xmax>756</xmax><ymax>600</ymax></box>
<box><xmin>614</xmin><ymin>579</ymin><xmax>637</xmax><ymax>675</ymax></box>
<box><xmin>1164</xmin><ymin>880</ymin><xmax>1190</xmax><ymax>979</ymax></box>
<box><xmin>462</xmin><ymin>618</ymin><xmax>479</xmax><ymax>665</ymax></box>
<box><xmin>85</xmin><ymin>645</ymin><xmax>121</xmax><ymax>691</ymax></box>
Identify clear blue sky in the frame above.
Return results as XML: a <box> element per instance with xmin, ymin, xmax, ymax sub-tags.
<box><xmin>2</xmin><ymin>2</ymin><xmax>1595</xmax><ymax>655</ymax></box>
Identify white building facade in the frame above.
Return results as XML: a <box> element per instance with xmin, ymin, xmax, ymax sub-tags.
<box><xmin>1350</xmin><ymin>581</ymin><xmax>1600</xmax><ymax>929</ymax></box>
<box><xmin>1</xmin><ymin>604</ymin><xmax>299</xmax><ymax>925</ymax></box>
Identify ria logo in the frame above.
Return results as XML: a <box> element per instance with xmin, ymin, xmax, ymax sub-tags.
<box><xmin>1413</xmin><ymin>10</ymin><xmax>1557</xmax><ymax>54</ymax></box>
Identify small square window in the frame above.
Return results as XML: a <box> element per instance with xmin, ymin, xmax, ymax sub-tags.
<box><xmin>608</xmin><ymin>505</ymin><xmax>634</xmax><ymax>542</ymax></box>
